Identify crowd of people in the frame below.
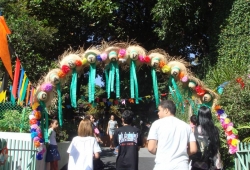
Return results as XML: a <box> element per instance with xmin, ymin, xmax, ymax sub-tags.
<box><xmin>45</xmin><ymin>99</ymin><xmax>223</xmax><ymax>170</ymax></box>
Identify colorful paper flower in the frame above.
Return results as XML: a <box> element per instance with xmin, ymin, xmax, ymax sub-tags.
<box><xmin>82</xmin><ymin>58</ymin><xmax>88</xmax><ymax>65</ymax></box>
<box><xmin>61</xmin><ymin>65</ymin><xmax>70</xmax><ymax>74</ymax></box>
<box><xmin>162</xmin><ymin>65</ymin><xmax>171</xmax><ymax>73</ymax></box>
<box><xmin>41</xmin><ymin>83</ymin><xmax>53</xmax><ymax>92</ymax></box>
<box><xmin>75</xmin><ymin>60</ymin><xmax>82</xmax><ymax>66</ymax></box>
<box><xmin>58</xmin><ymin>70</ymin><xmax>66</xmax><ymax>78</ymax></box>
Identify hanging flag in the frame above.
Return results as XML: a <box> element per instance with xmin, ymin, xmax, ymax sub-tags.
<box><xmin>29</xmin><ymin>87</ymin><xmax>34</xmax><ymax>106</ymax></box>
<box><xmin>25</xmin><ymin>82</ymin><xmax>31</xmax><ymax>105</ymax></box>
<box><xmin>18</xmin><ymin>73</ymin><xmax>27</xmax><ymax>104</ymax></box>
<box><xmin>0</xmin><ymin>70</ymin><xmax>9</xmax><ymax>92</ymax></box>
<box><xmin>12</xmin><ymin>58</ymin><xmax>21</xmax><ymax>98</ymax></box>
<box><xmin>0</xmin><ymin>91</ymin><xmax>6</xmax><ymax>103</ymax></box>
<box><xmin>17</xmin><ymin>68</ymin><xmax>24</xmax><ymax>99</ymax></box>
<box><xmin>0</xmin><ymin>16</ymin><xmax>13</xmax><ymax>79</ymax></box>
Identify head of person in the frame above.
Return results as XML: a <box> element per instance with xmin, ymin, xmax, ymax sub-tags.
<box><xmin>49</xmin><ymin>119</ymin><xmax>58</xmax><ymax>129</ymax></box>
<box><xmin>197</xmin><ymin>106</ymin><xmax>212</xmax><ymax>126</ymax></box>
<box><xmin>85</xmin><ymin>114</ymin><xmax>95</xmax><ymax>123</ymax></box>
<box><xmin>121</xmin><ymin>110</ymin><xmax>134</xmax><ymax>125</ymax></box>
<box><xmin>110</xmin><ymin>115</ymin><xmax>114</xmax><ymax>120</ymax></box>
<box><xmin>157</xmin><ymin>100</ymin><xmax>176</xmax><ymax>118</ymax></box>
<box><xmin>78</xmin><ymin>119</ymin><xmax>94</xmax><ymax>137</ymax></box>
<box><xmin>190</xmin><ymin>115</ymin><xmax>197</xmax><ymax>125</ymax></box>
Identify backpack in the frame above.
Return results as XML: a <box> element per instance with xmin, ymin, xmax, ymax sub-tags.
<box><xmin>190</xmin><ymin>127</ymin><xmax>213</xmax><ymax>169</ymax></box>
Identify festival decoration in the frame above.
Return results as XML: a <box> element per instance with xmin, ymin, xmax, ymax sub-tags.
<box><xmin>28</xmin><ymin>41</ymin><xmax>239</xmax><ymax>159</ymax></box>
<box><xmin>0</xmin><ymin>16</ymin><xmax>13</xmax><ymax>79</ymax></box>
<box><xmin>214</xmin><ymin>105</ymin><xmax>239</xmax><ymax>154</ymax></box>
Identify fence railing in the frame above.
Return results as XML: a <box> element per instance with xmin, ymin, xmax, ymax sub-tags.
<box><xmin>0</xmin><ymin>133</ymin><xmax>37</xmax><ymax>170</ymax></box>
<box><xmin>235</xmin><ymin>142</ymin><xmax>250</xmax><ymax>170</ymax></box>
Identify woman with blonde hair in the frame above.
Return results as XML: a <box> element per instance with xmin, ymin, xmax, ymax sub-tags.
<box><xmin>67</xmin><ymin>119</ymin><xmax>101</xmax><ymax>170</ymax></box>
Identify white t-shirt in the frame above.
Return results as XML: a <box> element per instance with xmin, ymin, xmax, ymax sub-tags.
<box><xmin>147</xmin><ymin>116</ymin><xmax>196</xmax><ymax>170</ymax></box>
<box><xmin>67</xmin><ymin>136</ymin><xmax>101</xmax><ymax>170</ymax></box>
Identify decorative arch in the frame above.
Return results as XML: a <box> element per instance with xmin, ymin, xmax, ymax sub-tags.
<box><xmin>29</xmin><ymin>42</ymin><xmax>239</xmax><ymax>159</ymax></box>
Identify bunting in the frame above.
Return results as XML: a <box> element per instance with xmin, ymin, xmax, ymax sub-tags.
<box><xmin>12</xmin><ymin>58</ymin><xmax>21</xmax><ymax>98</ymax></box>
<box><xmin>0</xmin><ymin>16</ymin><xmax>13</xmax><ymax>79</ymax></box>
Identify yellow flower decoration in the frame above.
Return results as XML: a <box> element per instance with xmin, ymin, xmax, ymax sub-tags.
<box><xmin>32</xmin><ymin>102</ymin><xmax>39</xmax><ymax>110</ymax></box>
<box><xmin>225</xmin><ymin>118</ymin><xmax>231</xmax><ymax>124</ymax></box>
<box><xmin>231</xmin><ymin>139</ymin><xmax>239</xmax><ymax>147</ymax></box>
<box><xmin>162</xmin><ymin>65</ymin><xmax>171</xmax><ymax>73</ymax></box>
<box><xmin>82</xmin><ymin>58</ymin><xmax>88</xmax><ymax>65</ymax></box>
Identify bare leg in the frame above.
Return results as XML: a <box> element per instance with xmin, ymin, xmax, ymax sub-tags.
<box><xmin>109</xmin><ymin>134</ymin><xmax>114</xmax><ymax>149</ymax></box>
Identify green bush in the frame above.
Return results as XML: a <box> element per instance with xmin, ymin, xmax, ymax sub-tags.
<box><xmin>0</xmin><ymin>107</ymin><xmax>31</xmax><ymax>133</ymax></box>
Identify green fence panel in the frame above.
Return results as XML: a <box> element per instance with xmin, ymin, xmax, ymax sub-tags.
<box><xmin>235</xmin><ymin>142</ymin><xmax>250</xmax><ymax>170</ymax></box>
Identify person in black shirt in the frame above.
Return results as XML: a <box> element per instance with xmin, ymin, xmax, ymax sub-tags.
<box><xmin>113</xmin><ymin>110</ymin><xmax>142</xmax><ymax>170</ymax></box>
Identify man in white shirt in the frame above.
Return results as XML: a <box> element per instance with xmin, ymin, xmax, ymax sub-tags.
<box><xmin>147</xmin><ymin>100</ymin><xmax>197</xmax><ymax>170</ymax></box>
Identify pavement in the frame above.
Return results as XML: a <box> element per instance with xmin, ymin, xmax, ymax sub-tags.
<box><xmin>100</xmin><ymin>147</ymin><xmax>155</xmax><ymax>170</ymax></box>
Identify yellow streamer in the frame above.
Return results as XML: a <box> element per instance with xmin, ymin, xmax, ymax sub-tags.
<box><xmin>0</xmin><ymin>91</ymin><xmax>6</xmax><ymax>103</ymax></box>
<box><xmin>18</xmin><ymin>74</ymin><xmax>27</xmax><ymax>104</ymax></box>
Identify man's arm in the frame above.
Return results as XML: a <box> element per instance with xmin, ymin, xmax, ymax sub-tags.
<box><xmin>187</xmin><ymin>141</ymin><xmax>197</xmax><ymax>155</ymax></box>
<box><xmin>147</xmin><ymin>139</ymin><xmax>157</xmax><ymax>155</ymax></box>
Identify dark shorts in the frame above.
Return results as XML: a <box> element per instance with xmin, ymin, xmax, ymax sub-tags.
<box><xmin>45</xmin><ymin>144</ymin><xmax>60</xmax><ymax>162</ymax></box>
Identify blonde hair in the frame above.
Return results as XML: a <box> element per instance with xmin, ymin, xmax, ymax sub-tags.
<box><xmin>78</xmin><ymin>119</ymin><xmax>94</xmax><ymax>137</ymax></box>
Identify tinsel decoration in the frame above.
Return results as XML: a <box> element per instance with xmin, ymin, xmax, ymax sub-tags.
<box><xmin>88</xmin><ymin>63</ymin><xmax>96</xmax><ymax>103</ymax></box>
<box><xmin>70</xmin><ymin>68</ymin><xmax>77</xmax><ymax>108</ymax></box>
<box><xmin>151</xmin><ymin>68</ymin><xmax>159</xmax><ymax>107</ymax></box>
<box><xmin>130</xmin><ymin>60</ymin><xmax>139</xmax><ymax>104</ymax></box>
<box><xmin>57</xmin><ymin>83</ymin><xmax>63</xmax><ymax>127</ymax></box>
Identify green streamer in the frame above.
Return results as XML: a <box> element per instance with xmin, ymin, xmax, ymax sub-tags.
<box><xmin>105</xmin><ymin>69</ymin><xmax>109</xmax><ymax>94</ymax></box>
<box><xmin>110</xmin><ymin>62</ymin><xmax>115</xmax><ymax>92</ymax></box>
<box><xmin>89</xmin><ymin>64</ymin><xmax>96</xmax><ymax>103</ymax></box>
<box><xmin>132</xmin><ymin>61</ymin><xmax>139</xmax><ymax>104</ymax></box>
<box><xmin>20</xmin><ymin>107</ymin><xmax>26</xmax><ymax>132</ymax></box>
<box><xmin>57</xmin><ymin>83</ymin><xmax>63</xmax><ymax>127</ymax></box>
<box><xmin>168</xmin><ymin>76</ymin><xmax>184</xmax><ymax>113</ymax></box>
<box><xmin>20</xmin><ymin>78</ymin><xmax>29</xmax><ymax>102</ymax></box>
<box><xmin>40</xmin><ymin>101</ymin><xmax>49</xmax><ymax>143</ymax></box>
<box><xmin>115</xmin><ymin>62</ymin><xmax>120</xmax><ymax>98</ymax></box>
<box><xmin>70</xmin><ymin>68</ymin><xmax>77</xmax><ymax>108</ymax></box>
<box><xmin>151</xmin><ymin>68</ymin><xmax>160</xmax><ymax>107</ymax></box>
<box><xmin>130</xmin><ymin>61</ymin><xmax>135</xmax><ymax>98</ymax></box>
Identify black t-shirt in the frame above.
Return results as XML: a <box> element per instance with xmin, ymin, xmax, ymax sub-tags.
<box><xmin>113</xmin><ymin>125</ymin><xmax>143</xmax><ymax>170</ymax></box>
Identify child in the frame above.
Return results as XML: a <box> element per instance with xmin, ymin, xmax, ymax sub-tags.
<box><xmin>46</xmin><ymin>119</ymin><xmax>60</xmax><ymax>170</ymax></box>
<box><xmin>67</xmin><ymin>119</ymin><xmax>101</xmax><ymax>170</ymax></box>
<box><xmin>190</xmin><ymin>115</ymin><xmax>197</xmax><ymax>132</ymax></box>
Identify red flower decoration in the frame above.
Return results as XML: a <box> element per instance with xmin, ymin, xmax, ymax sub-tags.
<box><xmin>61</xmin><ymin>65</ymin><xmax>70</xmax><ymax>74</ymax></box>
<box><xmin>236</xmin><ymin>77</ymin><xmax>245</xmax><ymax>88</ymax></box>
<box><xmin>30</xmin><ymin>118</ymin><xmax>37</xmax><ymax>125</ymax></box>
<box><xmin>195</xmin><ymin>86</ymin><xmax>206</xmax><ymax>96</ymax></box>
<box><xmin>75</xmin><ymin>60</ymin><xmax>82</xmax><ymax>66</ymax></box>
<box><xmin>34</xmin><ymin>111</ymin><xmax>41</xmax><ymax>120</ymax></box>
<box><xmin>37</xmin><ymin>133</ymin><xmax>43</xmax><ymax>139</ymax></box>
<box><xmin>227</xmin><ymin>139</ymin><xmax>232</xmax><ymax>145</ymax></box>
<box><xmin>144</xmin><ymin>56</ymin><xmax>151</xmax><ymax>63</ymax></box>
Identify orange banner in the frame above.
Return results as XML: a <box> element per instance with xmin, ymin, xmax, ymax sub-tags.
<box><xmin>0</xmin><ymin>16</ymin><xmax>13</xmax><ymax>79</ymax></box>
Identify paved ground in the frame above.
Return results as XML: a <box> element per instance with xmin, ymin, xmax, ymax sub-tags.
<box><xmin>100</xmin><ymin>147</ymin><xmax>155</xmax><ymax>170</ymax></box>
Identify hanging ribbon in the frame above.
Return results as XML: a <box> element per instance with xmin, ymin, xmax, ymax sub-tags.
<box><xmin>9</xmin><ymin>86</ymin><xmax>15</xmax><ymax>104</ymax></box>
<box><xmin>70</xmin><ymin>68</ymin><xmax>77</xmax><ymax>108</ymax></box>
<box><xmin>115</xmin><ymin>62</ymin><xmax>120</xmax><ymax>98</ymax></box>
<box><xmin>57</xmin><ymin>83</ymin><xmax>63</xmax><ymax>127</ymax></box>
<box><xmin>17</xmin><ymin>68</ymin><xmax>24</xmax><ymax>99</ymax></box>
<box><xmin>12</xmin><ymin>58</ymin><xmax>21</xmax><ymax>98</ymax></box>
<box><xmin>151</xmin><ymin>68</ymin><xmax>160</xmax><ymax>107</ymax></box>
<box><xmin>89</xmin><ymin>63</ymin><xmax>96</xmax><ymax>103</ymax></box>
<box><xmin>25</xmin><ymin>82</ymin><xmax>31</xmax><ymax>106</ymax></box>
<box><xmin>105</xmin><ymin>69</ymin><xmax>109</xmax><ymax>96</ymax></box>
<box><xmin>18</xmin><ymin>73</ymin><xmax>27</xmax><ymax>104</ymax></box>
<box><xmin>29</xmin><ymin>88</ymin><xmax>34</xmax><ymax>106</ymax></box>
<box><xmin>130</xmin><ymin>60</ymin><xmax>139</xmax><ymax>104</ymax></box>
<box><xmin>110</xmin><ymin>62</ymin><xmax>115</xmax><ymax>92</ymax></box>
<box><xmin>168</xmin><ymin>76</ymin><xmax>184</xmax><ymax>113</ymax></box>
<box><xmin>39</xmin><ymin>101</ymin><xmax>49</xmax><ymax>143</ymax></box>
<box><xmin>20</xmin><ymin>78</ymin><xmax>29</xmax><ymax>103</ymax></box>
